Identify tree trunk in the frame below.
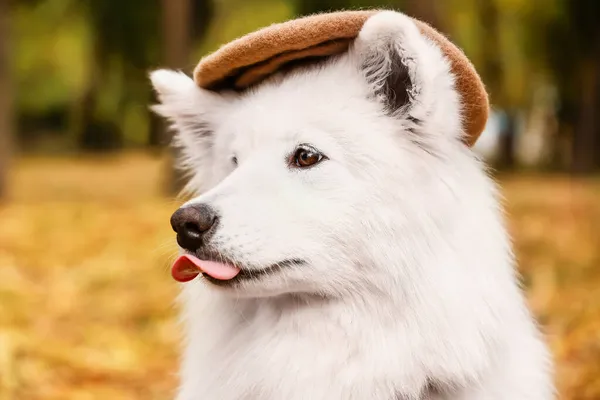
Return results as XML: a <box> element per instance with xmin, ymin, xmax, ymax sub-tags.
<box><xmin>78</xmin><ymin>35</ymin><xmax>123</xmax><ymax>152</ymax></box>
<box><xmin>572</xmin><ymin>59</ymin><xmax>600</xmax><ymax>174</ymax></box>
<box><xmin>148</xmin><ymin>90</ymin><xmax>163</xmax><ymax>149</ymax></box>
<box><xmin>498</xmin><ymin>111</ymin><xmax>517</xmax><ymax>169</ymax></box>
<box><xmin>0</xmin><ymin>0</ymin><xmax>12</xmax><ymax>199</ymax></box>
<box><xmin>404</xmin><ymin>0</ymin><xmax>446</xmax><ymax>33</ymax></box>
<box><xmin>161</xmin><ymin>0</ymin><xmax>192</xmax><ymax>195</ymax></box>
<box><xmin>162</xmin><ymin>0</ymin><xmax>192</xmax><ymax>72</ymax></box>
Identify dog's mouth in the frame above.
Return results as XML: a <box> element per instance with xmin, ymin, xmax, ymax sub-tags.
<box><xmin>171</xmin><ymin>251</ymin><xmax>305</xmax><ymax>286</ymax></box>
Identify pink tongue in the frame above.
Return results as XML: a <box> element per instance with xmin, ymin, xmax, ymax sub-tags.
<box><xmin>171</xmin><ymin>254</ymin><xmax>241</xmax><ymax>282</ymax></box>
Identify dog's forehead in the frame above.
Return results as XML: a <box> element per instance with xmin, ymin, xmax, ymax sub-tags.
<box><xmin>221</xmin><ymin>105</ymin><xmax>315</xmax><ymax>150</ymax></box>
<box><xmin>219</xmin><ymin>64</ymin><xmax>372</xmax><ymax>147</ymax></box>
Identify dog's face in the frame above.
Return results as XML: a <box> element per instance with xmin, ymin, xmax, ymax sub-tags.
<box><xmin>152</xmin><ymin>13</ymin><xmax>473</xmax><ymax>298</ymax></box>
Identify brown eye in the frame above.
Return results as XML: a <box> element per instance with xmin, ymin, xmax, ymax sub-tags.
<box><xmin>293</xmin><ymin>145</ymin><xmax>325</xmax><ymax>168</ymax></box>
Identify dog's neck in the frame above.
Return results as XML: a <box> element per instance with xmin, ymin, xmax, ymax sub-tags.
<box><xmin>178</xmin><ymin>280</ymin><xmax>455</xmax><ymax>399</ymax></box>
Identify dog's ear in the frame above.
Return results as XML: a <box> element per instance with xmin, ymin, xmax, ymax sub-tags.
<box><xmin>150</xmin><ymin>69</ymin><xmax>220</xmax><ymax>141</ymax></box>
<box><xmin>350</xmin><ymin>12</ymin><xmax>462</xmax><ymax>140</ymax></box>
<box><xmin>150</xmin><ymin>70</ymin><xmax>229</xmax><ymax>193</ymax></box>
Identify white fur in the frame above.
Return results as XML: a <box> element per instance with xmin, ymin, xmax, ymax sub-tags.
<box><xmin>151</xmin><ymin>11</ymin><xmax>554</xmax><ymax>400</ymax></box>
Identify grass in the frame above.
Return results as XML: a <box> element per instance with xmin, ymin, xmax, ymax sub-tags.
<box><xmin>0</xmin><ymin>152</ymin><xmax>599</xmax><ymax>399</ymax></box>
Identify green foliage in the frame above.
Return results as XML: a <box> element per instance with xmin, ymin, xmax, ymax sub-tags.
<box><xmin>82</xmin><ymin>0</ymin><xmax>161</xmax><ymax>71</ymax></box>
<box><xmin>14</xmin><ymin>0</ymin><xmax>90</xmax><ymax>112</ymax></box>
<box><xmin>195</xmin><ymin>0</ymin><xmax>293</xmax><ymax>58</ymax></box>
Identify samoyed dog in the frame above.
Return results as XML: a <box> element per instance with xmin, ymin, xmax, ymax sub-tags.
<box><xmin>150</xmin><ymin>11</ymin><xmax>553</xmax><ymax>400</ymax></box>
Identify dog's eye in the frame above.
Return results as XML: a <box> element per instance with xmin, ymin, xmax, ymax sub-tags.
<box><xmin>231</xmin><ymin>156</ymin><xmax>238</xmax><ymax>166</ymax></box>
<box><xmin>292</xmin><ymin>145</ymin><xmax>326</xmax><ymax>168</ymax></box>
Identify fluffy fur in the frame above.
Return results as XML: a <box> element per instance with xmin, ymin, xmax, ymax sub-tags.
<box><xmin>150</xmin><ymin>11</ymin><xmax>554</xmax><ymax>400</ymax></box>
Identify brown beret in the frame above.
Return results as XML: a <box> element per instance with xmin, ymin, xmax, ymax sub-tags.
<box><xmin>193</xmin><ymin>10</ymin><xmax>489</xmax><ymax>146</ymax></box>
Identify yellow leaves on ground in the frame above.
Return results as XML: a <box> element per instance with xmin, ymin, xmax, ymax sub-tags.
<box><xmin>504</xmin><ymin>174</ymin><xmax>600</xmax><ymax>399</ymax></box>
<box><xmin>1</xmin><ymin>153</ymin><xmax>180</xmax><ymax>400</ymax></box>
<box><xmin>0</xmin><ymin>153</ymin><xmax>599</xmax><ymax>399</ymax></box>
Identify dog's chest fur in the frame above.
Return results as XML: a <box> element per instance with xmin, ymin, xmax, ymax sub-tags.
<box><xmin>176</xmin><ymin>289</ymin><xmax>446</xmax><ymax>400</ymax></box>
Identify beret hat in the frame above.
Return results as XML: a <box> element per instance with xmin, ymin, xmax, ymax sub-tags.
<box><xmin>193</xmin><ymin>10</ymin><xmax>489</xmax><ymax>146</ymax></box>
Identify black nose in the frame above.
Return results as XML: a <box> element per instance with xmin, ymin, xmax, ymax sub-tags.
<box><xmin>170</xmin><ymin>204</ymin><xmax>218</xmax><ymax>251</ymax></box>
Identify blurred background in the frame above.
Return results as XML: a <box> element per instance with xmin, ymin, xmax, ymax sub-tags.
<box><xmin>0</xmin><ymin>0</ymin><xmax>599</xmax><ymax>399</ymax></box>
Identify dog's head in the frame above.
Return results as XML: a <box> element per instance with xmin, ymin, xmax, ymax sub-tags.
<box><xmin>151</xmin><ymin>12</ymin><xmax>491</xmax><ymax>298</ymax></box>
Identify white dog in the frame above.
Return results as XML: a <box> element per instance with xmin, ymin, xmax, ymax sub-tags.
<box><xmin>150</xmin><ymin>11</ymin><xmax>554</xmax><ymax>400</ymax></box>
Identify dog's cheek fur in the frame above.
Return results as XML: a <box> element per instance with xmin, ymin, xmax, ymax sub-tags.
<box><xmin>194</xmin><ymin>154</ymin><xmax>372</xmax><ymax>297</ymax></box>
